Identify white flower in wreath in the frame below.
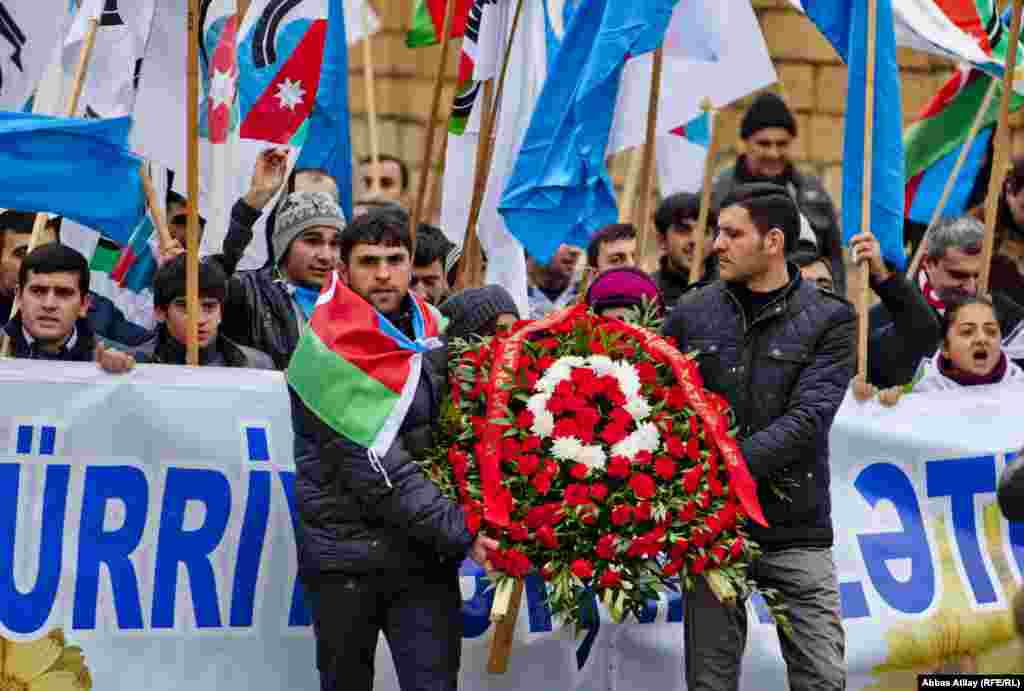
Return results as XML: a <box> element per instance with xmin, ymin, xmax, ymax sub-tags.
<box><xmin>525</xmin><ymin>355</ymin><xmax>661</xmax><ymax>468</ymax></box>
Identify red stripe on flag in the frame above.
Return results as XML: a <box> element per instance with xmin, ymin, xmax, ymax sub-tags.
<box><xmin>457</xmin><ymin>52</ymin><xmax>474</xmax><ymax>85</ymax></box>
<box><xmin>111</xmin><ymin>246</ymin><xmax>138</xmax><ymax>285</ymax></box>
<box><xmin>309</xmin><ymin>280</ymin><xmax>413</xmax><ymax>395</ymax></box>
<box><xmin>913</xmin><ymin>66</ymin><xmax>969</xmax><ymax>122</ymax></box>
<box><xmin>427</xmin><ymin>0</ymin><xmax>473</xmax><ymax>40</ymax></box>
<box><xmin>239</xmin><ymin>20</ymin><xmax>327</xmax><ymax>143</ymax></box>
<box><xmin>208</xmin><ymin>16</ymin><xmax>239</xmax><ymax>144</ymax></box>
<box><xmin>905</xmin><ymin>171</ymin><xmax>923</xmax><ymax>218</ymax></box>
<box><xmin>932</xmin><ymin>0</ymin><xmax>990</xmax><ymax>53</ymax></box>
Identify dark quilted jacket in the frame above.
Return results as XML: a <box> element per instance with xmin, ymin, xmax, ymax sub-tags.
<box><xmin>663</xmin><ymin>269</ymin><xmax>856</xmax><ymax>550</ymax></box>
<box><xmin>220</xmin><ymin>265</ymin><xmax>302</xmax><ymax>370</ymax></box>
<box><xmin>289</xmin><ymin>345</ymin><xmax>473</xmax><ymax>581</ymax></box>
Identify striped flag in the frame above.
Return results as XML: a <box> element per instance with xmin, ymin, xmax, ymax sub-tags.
<box><xmin>657</xmin><ymin>112</ymin><xmax>712</xmax><ymax>196</ymax></box>
<box><xmin>286</xmin><ymin>272</ymin><xmax>444</xmax><ymax>455</ymax></box>
<box><xmin>406</xmin><ymin>0</ymin><xmax>473</xmax><ymax>48</ymax></box>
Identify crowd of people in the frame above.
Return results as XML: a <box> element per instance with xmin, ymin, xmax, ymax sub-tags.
<box><xmin>4</xmin><ymin>90</ymin><xmax>1024</xmax><ymax>690</ymax></box>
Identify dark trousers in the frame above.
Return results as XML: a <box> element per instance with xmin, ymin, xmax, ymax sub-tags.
<box><xmin>307</xmin><ymin>567</ymin><xmax>463</xmax><ymax>691</ymax></box>
<box><xmin>684</xmin><ymin>546</ymin><xmax>846</xmax><ymax>691</ymax></box>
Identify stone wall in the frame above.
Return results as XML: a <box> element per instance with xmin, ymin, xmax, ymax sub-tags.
<box><xmin>346</xmin><ymin>0</ymin><xmax>969</xmax><ymax>217</ymax></box>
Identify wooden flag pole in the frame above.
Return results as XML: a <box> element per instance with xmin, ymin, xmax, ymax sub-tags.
<box><xmin>619</xmin><ymin>149</ymin><xmax>642</xmax><ymax>223</ymax></box>
<box><xmin>1</xmin><ymin>17</ymin><xmax>99</xmax><ymax>358</ymax></box>
<box><xmin>690</xmin><ymin>98</ymin><xmax>720</xmax><ymax>285</ymax></box>
<box><xmin>410</xmin><ymin>0</ymin><xmax>458</xmax><ymax>255</ymax></box>
<box><xmin>456</xmin><ymin>0</ymin><xmax>526</xmax><ymax>292</ymax></box>
<box><xmin>362</xmin><ymin>0</ymin><xmax>382</xmax><ymax>197</ymax></box>
<box><xmin>141</xmin><ymin>163</ymin><xmax>174</xmax><ymax>253</ymax></box>
<box><xmin>907</xmin><ymin>77</ymin><xmax>999</xmax><ymax>278</ymax></box>
<box><xmin>635</xmin><ymin>46</ymin><xmax>664</xmax><ymax>263</ymax></box>
<box><xmin>979</xmin><ymin>0</ymin><xmax>1024</xmax><ymax>295</ymax></box>
<box><xmin>186</xmin><ymin>0</ymin><xmax>201</xmax><ymax>366</ymax></box>
<box><xmin>487</xmin><ymin>578</ymin><xmax>524</xmax><ymax>674</ymax></box>
<box><xmin>854</xmin><ymin>0</ymin><xmax>880</xmax><ymax>391</ymax></box>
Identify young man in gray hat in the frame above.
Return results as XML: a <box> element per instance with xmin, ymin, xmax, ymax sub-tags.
<box><xmin>710</xmin><ymin>91</ymin><xmax>845</xmax><ymax>295</ymax></box>
<box><xmin>221</xmin><ymin>190</ymin><xmax>346</xmax><ymax>370</ymax></box>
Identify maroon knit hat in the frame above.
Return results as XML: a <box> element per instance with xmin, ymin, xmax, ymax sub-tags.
<box><xmin>586</xmin><ymin>267</ymin><xmax>662</xmax><ymax>314</ymax></box>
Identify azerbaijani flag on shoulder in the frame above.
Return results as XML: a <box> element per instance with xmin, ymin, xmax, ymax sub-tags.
<box><xmin>407</xmin><ymin>0</ymin><xmax>474</xmax><ymax>48</ymax></box>
<box><xmin>287</xmin><ymin>271</ymin><xmax>445</xmax><ymax>455</ymax></box>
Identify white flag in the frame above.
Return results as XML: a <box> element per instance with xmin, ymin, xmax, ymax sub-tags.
<box><xmin>63</xmin><ymin>0</ymin><xmax>156</xmax><ymax>118</ymax></box>
<box><xmin>0</xmin><ymin>0</ymin><xmax>69</xmax><ymax>109</ymax></box>
<box><xmin>608</xmin><ymin>0</ymin><xmax>776</xmax><ymax>154</ymax></box>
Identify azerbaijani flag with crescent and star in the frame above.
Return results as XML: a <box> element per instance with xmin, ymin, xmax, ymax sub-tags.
<box><xmin>286</xmin><ymin>271</ymin><xmax>445</xmax><ymax>456</ymax></box>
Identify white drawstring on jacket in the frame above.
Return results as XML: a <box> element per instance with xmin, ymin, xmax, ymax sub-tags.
<box><xmin>368</xmin><ymin>449</ymin><xmax>393</xmax><ymax>488</ymax></box>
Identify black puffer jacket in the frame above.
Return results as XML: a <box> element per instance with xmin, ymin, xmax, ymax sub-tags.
<box><xmin>663</xmin><ymin>268</ymin><xmax>856</xmax><ymax>551</ymax></box>
<box><xmin>712</xmin><ymin>157</ymin><xmax>846</xmax><ymax>296</ymax></box>
<box><xmin>653</xmin><ymin>255</ymin><xmax>718</xmax><ymax>310</ymax></box>
<box><xmin>129</xmin><ymin>326</ymin><xmax>274</xmax><ymax>369</ymax></box>
<box><xmin>221</xmin><ymin>265</ymin><xmax>303</xmax><ymax>370</ymax></box>
<box><xmin>289</xmin><ymin>345</ymin><xmax>472</xmax><ymax>581</ymax></box>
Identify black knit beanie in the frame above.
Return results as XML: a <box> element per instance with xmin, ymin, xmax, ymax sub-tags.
<box><xmin>440</xmin><ymin>285</ymin><xmax>520</xmax><ymax>341</ymax></box>
<box><xmin>740</xmin><ymin>92</ymin><xmax>797</xmax><ymax>140</ymax></box>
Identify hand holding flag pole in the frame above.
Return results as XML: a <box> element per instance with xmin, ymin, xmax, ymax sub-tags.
<box><xmin>690</xmin><ymin>98</ymin><xmax>719</xmax><ymax>286</ymax></box>
<box><xmin>979</xmin><ymin>0</ymin><xmax>1024</xmax><ymax>295</ymax></box>
<box><xmin>906</xmin><ymin>78</ymin><xmax>999</xmax><ymax>278</ymax></box>
<box><xmin>0</xmin><ymin>17</ymin><xmax>99</xmax><ymax>359</ymax></box>
<box><xmin>410</xmin><ymin>0</ymin><xmax>458</xmax><ymax>255</ymax></box>
<box><xmin>851</xmin><ymin>0</ymin><xmax>880</xmax><ymax>402</ymax></box>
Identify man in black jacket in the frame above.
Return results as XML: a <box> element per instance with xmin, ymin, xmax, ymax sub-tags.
<box><xmin>652</xmin><ymin>192</ymin><xmax>717</xmax><ymax>307</ymax></box>
<box><xmin>870</xmin><ymin>215</ymin><xmax>1024</xmax><ymax>388</ymax></box>
<box><xmin>221</xmin><ymin>190</ymin><xmax>346</xmax><ymax>369</ymax></box>
<box><xmin>289</xmin><ymin>212</ymin><xmax>496</xmax><ymax>691</ymax></box>
<box><xmin>664</xmin><ymin>183</ymin><xmax>854</xmax><ymax>691</ymax></box>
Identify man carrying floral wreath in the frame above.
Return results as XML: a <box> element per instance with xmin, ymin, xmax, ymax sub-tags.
<box><xmin>663</xmin><ymin>182</ymin><xmax>855</xmax><ymax>691</ymax></box>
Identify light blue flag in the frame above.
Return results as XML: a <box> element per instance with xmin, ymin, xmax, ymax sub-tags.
<box><xmin>498</xmin><ymin>0</ymin><xmax>676</xmax><ymax>264</ymax></box>
<box><xmin>803</xmin><ymin>0</ymin><xmax>905</xmax><ymax>270</ymax></box>
<box><xmin>295</xmin><ymin>0</ymin><xmax>353</xmax><ymax>221</ymax></box>
<box><xmin>0</xmin><ymin>113</ymin><xmax>144</xmax><ymax>244</ymax></box>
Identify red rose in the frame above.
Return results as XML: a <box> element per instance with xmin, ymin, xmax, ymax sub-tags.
<box><xmin>535</xmin><ymin>525</ymin><xmax>559</xmax><ymax>549</ymax></box>
<box><xmin>691</xmin><ymin>529</ymin><xmax>708</xmax><ymax>548</ymax></box>
<box><xmin>570</xmin><ymin>463</ymin><xmax>590</xmax><ymax>480</ymax></box>
<box><xmin>699</xmin><ymin>491</ymin><xmax>711</xmax><ymax>509</ymax></box>
<box><xmin>504</xmin><ymin>549</ymin><xmax>533</xmax><ymax>578</ymax></box>
<box><xmin>565</xmin><ymin>483</ymin><xmax>592</xmax><ymax>506</ymax></box>
<box><xmin>589</xmin><ymin>339</ymin><xmax>607</xmax><ymax>355</ymax></box>
<box><xmin>678</xmin><ymin>502</ymin><xmax>697</xmax><ymax>523</ymax></box>
<box><xmin>621</xmin><ymin>345</ymin><xmax>637</xmax><ymax>358</ymax></box>
<box><xmin>654</xmin><ymin>412</ymin><xmax>673</xmax><ymax>435</ymax></box>
<box><xmin>465</xmin><ymin>509</ymin><xmax>482</xmax><ymax>534</ymax></box>
<box><xmin>538</xmin><ymin>337</ymin><xmax>560</xmax><ymax>350</ymax></box>
<box><xmin>547</xmin><ymin>396</ymin><xmax>566</xmax><ymax>415</ymax></box>
<box><xmin>532</xmin><ymin>473</ymin><xmax>552</xmax><ymax>496</ymax></box>
<box><xmin>666</xmin><ymin>435</ymin><xmax>686</xmax><ymax>458</ymax></box>
<box><xmin>598</xmin><ymin>570</ymin><xmax>623</xmax><ymax>588</ymax></box>
<box><xmin>719</xmin><ymin>503</ymin><xmax>738</xmax><ymax>530</ymax></box>
<box><xmin>508</xmin><ymin>522</ymin><xmax>529</xmax><ymax>541</ymax></box>
<box><xmin>690</xmin><ymin>555</ymin><xmax>708</xmax><ymax>575</ymax></box>
<box><xmin>516</xmin><ymin>410</ymin><xmax>535</xmax><ymax>429</ymax></box>
<box><xmin>575</xmin><ymin>408</ymin><xmax>601</xmax><ymax>433</ymax></box>
<box><xmin>590</xmin><ymin>483</ymin><xmax>609</xmax><ymax>502</ymax></box>
<box><xmin>608</xmin><ymin>389</ymin><xmax>627</xmax><ymax>406</ymax></box>
<box><xmin>596</xmin><ymin>534</ymin><xmax>617</xmax><ymax>560</ymax></box>
<box><xmin>683</xmin><ymin>466</ymin><xmax>703</xmax><ymax>494</ymax></box>
<box><xmin>610</xmin><ymin>408</ymin><xmax>633</xmax><ymax>429</ymax></box>
<box><xmin>522</xmin><ymin>435</ymin><xmax>542</xmax><ymax>452</ymax></box>
<box><xmin>525</xmin><ymin>370</ymin><xmax>540</xmax><ymax>388</ymax></box>
<box><xmin>607</xmin><ymin>455</ymin><xmax>632</xmax><ymax>479</ymax></box>
<box><xmin>543</xmin><ymin>459</ymin><xmax>559</xmax><ymax>476</ymax></box>
<box><xmin>705</xmin><ymin>514</ymin><xmax>721</xmax><ymax>538</ymax></box>
<box><xmin>552</xmin><ymin>417</ymin><xmax>580</xmax><ymax>439</ymax></box>
<box><xmin>709</xmin><ymin>477</ymin><xmax>724</xmax><ymax>497</ymax></box>
<box><xmin>554</xmin><ymin>380</ymin><xmax>575</xmax><ymax>399</ymax></box>
<box><xmin>634</xmin><ymin>450</ymin><xmax>654</xmax><ymax>466</ymax></box>
<box><xmin>654</xmin><ymin>457</ymin><xmax>676</xmax><ymax>481</ymax></box>
<box><xmin>730</xmin><ymin>536</ymin><xmax>745</xmax><ymax>559</ymax></box>
<box><xmin>517</xmin><ymin>455</ymin><xmax>541</xmax><ymax>476</ymax></box>
<box><xmin>629</xmin><ymin>473</ymin><xmax>656</xmax><ymax>500</ymax></box>
<box><xmin>667</xmin><ymin>386</ymin><xmax>688</xmax><ymax>410</ymax></box>
<box><xmin>564</xmin><ymin>396</ymin><xmax>589</xmax><ymax>414</ymax></box>
<box><xmin>712</xmin><ymin>544</ymin><xmax>728</xmax><ymax>564</ymax></box>
<box><xmin>600</xmin><ymin>424</ymin><xmax>629</xmax><ymax>446</ymax></box>
<box><xmin>670</xmin><ymin>538</ymin><xmax>690</xmax><ymax>560</ymax></box>
<box><xmin>579</xmin><ymin>504</ymin><xmax>598</xmax><ymax>525</ymax></box>
<box><xmin>635</xmin><ymin>361</ymin><xmax>658</xmax><ymax>386</ymax></box>
<box><xmin>571</xmin><ymin>559</ymin><xmax>594</xmax><ymax>580</ymax></box>
<box><xmin>635</xmin><ymin>502</ymin><xmax>653</xmax><ymax>522</ymax></box>
<box><xmin>536</xmin><ymin>355</ymin><xmax>556</xmax><ymax>371</ymax></box>
<box><xmin>610</xmin><ymin>505</ymin><xmax>633</xmax><ymax>526</ymax></box>
<box><xmin>597</xmin><ymin>375</ymin><xmax>618</xmax><ymax>395</ymax></box>
<box><xmin>661</xmin><ymin>559</ymin><xmax>683</xmax><ymax>577</ymax></box>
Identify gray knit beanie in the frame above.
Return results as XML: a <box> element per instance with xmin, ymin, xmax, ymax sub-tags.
<box><xmin>440</xmin><ymin>285</ymin><xmax>520</xmax><ymax>341</ymax></box>
<box><xmin>273</xmin><ymin>191</ymin><xmax>347</xmax><ymax>266</ymax></box>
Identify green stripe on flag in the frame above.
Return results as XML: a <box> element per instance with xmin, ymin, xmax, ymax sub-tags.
<box><xmin>90</xmin><ymin>237</ymin><xmax>120</xmax><ymax>274</ymax></box>
<box><xmin>286</xmin><ymin>327</ymin><xmax>399</xmax><ymax>449</ymax></box>
<box><xmin>406</xmin><ymin>0</ymin><xmax>439</xmax><ymax>47</ymax></box>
